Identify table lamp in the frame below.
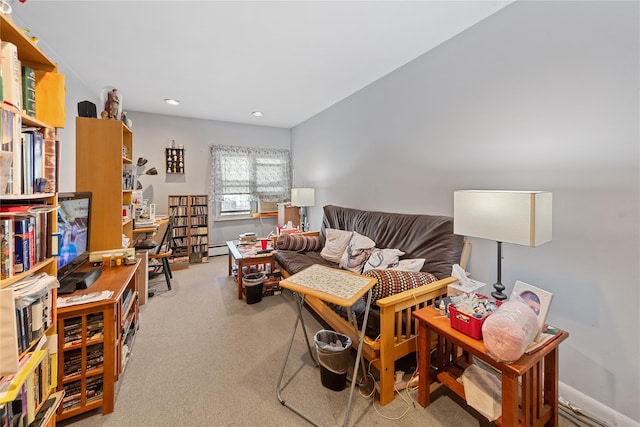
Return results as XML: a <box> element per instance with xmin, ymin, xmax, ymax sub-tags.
<box><xmin>453</xmin><ymin>190</ymin><xmax>552</xmax><ymax>301</ymax></box>
<box><xmin>291</xmin><ymin>188</ymin><xmax>315</xmax><ymax>232</ymax></box>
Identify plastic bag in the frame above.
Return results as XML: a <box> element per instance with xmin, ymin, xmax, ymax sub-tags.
<box><xmin>461</xmin><ymin>364</ymin><xmax>502</xmax><ymax>421</ymax></box>
<box><xmin>481</xmin><ymin>297</ymin><xmax>539</xmax><ymax>363</ymax></box>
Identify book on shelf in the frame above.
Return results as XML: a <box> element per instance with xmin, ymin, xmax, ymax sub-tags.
<box><xmin>21</xmin><ymin>128</ymin><xmax>47</xmax><ymax>195</ymax></box>
<box><xmin>42</xmin><ymin>128</ymin><xmax>57</xmax><ymax>193</ymax></box>
<box><xmin>7</xmin><ymin>273</ymin><xmax>57</xmax><ymax>354</ymax></box>
<box><xmin>0</xmin><ymin>112</ymin><xmax>56</xmax><ymax>196</ymax></box>
<box><xmin>1</xmin><ymin>42</ymin><xmax>22</xmax><ymax>111</ymax></box>
<box><xmin>0</xmin><ymin>205</ymin><xmax>54</xmax><ymax>278</ymax></box>
<box><xmin>0</xmin><ymin>350</ymin><xmax>51</xmax><ymax>426</ymax></box>
<box><xmin>13</xmin><ymin>217</ymin><xmax>31</xmax><ymax>274</ymax></box>
<box><xmin>21</xmin><ymin>66</ymin><xmax>36</xmax><ymax>118</ymax></box>
<box><xmin>0</xmin><ymin>289</ymin><xmax>19</xmax><ymax>376</ymax></box>
<box><xmin>0</xmin><ymin>217</ymin><xmax>15</xmax><ymax>279</ymax></box>
<box><xmin>1</xmin><ymin>109</ymin><xmax>22</xmax><ymax>195</ymax></box>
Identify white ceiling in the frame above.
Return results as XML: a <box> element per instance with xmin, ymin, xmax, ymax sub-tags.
<box><xmin>12</xmin><ymin>1</ymin><xmax>512</xmax><ymax>128</ymax></box>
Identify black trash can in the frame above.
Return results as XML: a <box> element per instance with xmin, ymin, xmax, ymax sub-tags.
<box><xmin>314</xmin><ymin>329</ymin><xmax>352</xmax><ymax>391</ymax></box>
<box><xmin>243</xmin><ymin>272</ymin><xmax>266</xmax><ymax>304</ymax></box>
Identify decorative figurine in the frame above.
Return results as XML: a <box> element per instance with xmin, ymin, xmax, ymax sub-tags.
<box><xmin>100</xmin><ymin>86</ymin><xmax>123</xmax><ymax>120</ymax></box>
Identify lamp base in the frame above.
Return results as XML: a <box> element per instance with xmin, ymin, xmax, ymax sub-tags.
<box><xmin>491</xmin><ymin>281</ymin><xmax>507</xmax><ymax>301</ymax></box>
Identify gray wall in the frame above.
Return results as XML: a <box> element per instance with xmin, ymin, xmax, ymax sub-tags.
<box><xmin>127</xmin><ymin>112</ymin><xmax>290</xmax><ymax>244</ymax></box>
<box><xmin>291</xmin><ymin>1</ymin><xmax>639</xmax><ymax>423</ymax></box>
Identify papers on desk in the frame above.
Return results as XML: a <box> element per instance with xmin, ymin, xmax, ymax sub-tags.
<box><xmin>134</xmin><ymin>220</ymin><xmax>155</xmax><ymax>229</ymax></box>
<box><xmin>57</xmin><ymin>291</ymin><xmax>113</xmax><ymax>308</ymax></box>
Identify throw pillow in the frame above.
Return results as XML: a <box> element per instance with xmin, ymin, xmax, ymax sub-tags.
<box><xmin>275</xmin><ymin>234</ymin><xmax>322</xmax><ymax>252</ymax></box>
<box><xmin>339</xmin><ymin>232</ymin><xmax>376</xmax><ymax>273</ymax></box>
<box><xmin>362</xmin><ymin>248</ymin><xmax>405</xmax><ymax>272</ymax></box>
<box><xmin>320</xmin><ymin>229</ymin><xmax>353</xmax><ymax>264</ymax></box>
<box><xmin>362</xmin><ymin>269</ymin><xmax>438</xmax><ymax>304</ymax></box>
<box><xmin>390</xmin><ymin>258</ymin><xmax>426</xmax><ymax>272</ymax></box>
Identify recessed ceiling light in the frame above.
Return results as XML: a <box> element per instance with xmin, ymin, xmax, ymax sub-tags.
<box><xmin>252</xmin><ymin>111</ymin><xmax>264</xmax><ymax>117</ymax></box>
<box><xmin>164</xmin><ymin>98</ymin><xmax>180</xmax><ymax>105</ymax></box>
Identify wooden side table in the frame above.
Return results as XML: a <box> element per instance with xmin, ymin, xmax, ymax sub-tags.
<box><xmin>412</xmin><ymin>306</ymin><xmax>568</xmax><ymax>426</ymax></box>
<box><xmin>226</xmin><ymin>240</ymin><xmax>276</xmax><ymax>300</ymax></box>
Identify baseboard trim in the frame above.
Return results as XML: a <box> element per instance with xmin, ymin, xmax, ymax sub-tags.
<box><xmin>559</xmin><ymin>382</ymin><xmax>639</xmax><ymax>426</ymax></box>
<box><xmin>209</xmin><ymin>244</ymin><xmax>228</xmax><ymax>257</ymax></box>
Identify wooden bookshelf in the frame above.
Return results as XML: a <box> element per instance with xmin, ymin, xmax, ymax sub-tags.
<box><xmin>75</xmin><ymin>117</ymin><xmax>134</xmax><ymax>251</ymax></box>
<box><xmin>168</xmin><ymin>194</ymin><xmax>209</xmax><ymax>266</ymax></box>
<box><xmin>0</xmin><ymin>13</ymin><xmax>64</xmax><ymax>425</ymax></box>
<box><xmin>56</xmin><ymin>261</ymin><xmax>140</xmax><ymax>420</ymax></box>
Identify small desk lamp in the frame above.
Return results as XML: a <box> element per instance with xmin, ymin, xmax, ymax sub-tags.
<box><xmin>453</xmin><ymin>190</ymin><xmax>552</xmax><ymax>301</ymax></box>
<box><xmin>291</xmin><ymin>188</ymin><xmax>315</xmax><ymax>232</ymax></box>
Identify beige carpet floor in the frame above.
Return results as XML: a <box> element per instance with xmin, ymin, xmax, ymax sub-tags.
<box><xmin>58</xmin><ymin>255</ymin><xmax>575</xmax><ymax>427</ymax></box>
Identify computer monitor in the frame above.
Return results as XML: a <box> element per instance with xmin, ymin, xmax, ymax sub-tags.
<box><xmin>57</xmin><ymin>192</ymin><xmax>91</xmax><ymax>281</ymax></box>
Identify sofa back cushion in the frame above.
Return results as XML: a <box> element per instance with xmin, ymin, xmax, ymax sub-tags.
<box><xmin>321</xmin><ymin>205</ymin><xmax>464</xmax><ymax>280</ymax></box>
<box><xmin>276</xmin><ymin>233</ymin><xmax>323</xmax><ymax>252</ymax></box>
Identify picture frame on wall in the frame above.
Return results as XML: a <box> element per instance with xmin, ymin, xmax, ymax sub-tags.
<box><xmin>512</xmin><ymin>280</ymin><xmax>553</xmax><ymax>331</ymax></box>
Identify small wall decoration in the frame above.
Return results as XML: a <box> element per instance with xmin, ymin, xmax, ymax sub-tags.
<box><xmin>166</xmin><ymin>141</ymin><xmax>184</xmax><ymax>174</ymax></box>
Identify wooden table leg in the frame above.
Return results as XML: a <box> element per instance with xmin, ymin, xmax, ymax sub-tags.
<box><xmin>501</xmin><ymin>371</ymin><xmax>519</xmax><ymax>426</ymax></box>
<box><xmin>237</xmin><ymin>261</ymin><xmax>245</xmax><ymax>300</ymax></box>
<box><xmin>544</xmin><ymin>347</ymin><xmax>560</xmax><ymax>426</ymax></box>
<box><xmin>417</xmin><ymin>321</ymin><xmax>430</xmax><ymax>407</ymax></box>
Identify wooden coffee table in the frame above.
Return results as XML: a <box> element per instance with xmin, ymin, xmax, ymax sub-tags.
<box><xmin>226</xmin><ymin>240</ymin><xmax>276</xmax><ymax>300</ymax></box>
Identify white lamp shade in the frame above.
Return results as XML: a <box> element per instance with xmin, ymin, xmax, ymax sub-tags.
<box><xmin>291</xmin><ymin>188</ymin><xmax>315</xmax><ymax>207</ymax></box>
<box><xmin>453</xmin><ymin>190</ymin><xmax>552</xmax><ymax>247</ymax></box>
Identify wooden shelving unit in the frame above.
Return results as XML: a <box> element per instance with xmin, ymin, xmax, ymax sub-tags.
<box><xmin>0</xmin><ymin>13</ymin><xmax>64</xmax><ymax>425</ymax></box>
<box><xmin>168</xmin><ymin>194</ymin><xmax>209</xmax><ymax>266</ymax></box>
<box><xmin>75</xmin><ymin>117</ymin><xmax>134</xmax><ymax>251</ymax></box>
<box><xmin>56</xmin><ymin>261</ymin><xmax>140</xmax><ymax>420</ymax></box>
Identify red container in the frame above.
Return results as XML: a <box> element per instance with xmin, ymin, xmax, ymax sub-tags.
<box><xmin>448</xmin><ymin>299</ymin><xmax>492</xmax><ymax>340</ymax></box>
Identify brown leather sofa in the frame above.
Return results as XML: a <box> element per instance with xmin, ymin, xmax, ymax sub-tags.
<box><xmin>275</xmin><ymin>205</ymin><xmax>467</xmax><ymax>405</ymax></box>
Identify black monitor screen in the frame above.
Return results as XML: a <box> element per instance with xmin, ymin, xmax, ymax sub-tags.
<box><xmin>57</xmin><ymin>192</ymin><xmax>91</xmax><ymax>278</ymax></box>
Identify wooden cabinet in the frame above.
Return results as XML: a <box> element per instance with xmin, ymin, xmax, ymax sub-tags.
<box><xmin>0</xmin><ymin>13</ymin><xmax>64</xmax><ymax>425</ymax></box>
<box><xmin>56</xmin><ymin>261</ymin><xmax>140</xmax><ymax>420</ymax></box>
<box><xmin>76</xmin><ymin>117</ymin><xmax>134</xmax><ymax>251</ymax></box>
<box><xmin>168</xmin><ymin>194</ymin><xmax>209</xmax><ymax>266</ymax></box>
<box><xmin>278</xmin><ymin>204</ymin><xmax>300</xmax><ymax>227</ymax></box>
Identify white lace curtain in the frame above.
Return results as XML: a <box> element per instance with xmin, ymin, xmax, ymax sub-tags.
<box><xmin>209</xmin><ymin>144</ymin><xmax>291</xmax><ymax>202</ymax></box>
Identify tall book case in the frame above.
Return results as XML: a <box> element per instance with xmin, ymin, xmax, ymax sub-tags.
<box><xmin>168</xmin><ymin>195</ymin><xmax>209</xmax><ymax>267</ymax></box>
<box><xmin>75</xmin><ymin>117</ymin><xmax>134</xmax><ymax>251</ymax></box>
<box><xmin>0</xmin><ymin>13</ymin><xmax>65</xmax><ymax>426</ymax></box>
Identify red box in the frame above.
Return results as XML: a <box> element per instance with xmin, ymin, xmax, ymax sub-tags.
<box><xmin>448</xmin><ymin>296</ymin><xmax>492</xmax><ymax>340</ymax></box>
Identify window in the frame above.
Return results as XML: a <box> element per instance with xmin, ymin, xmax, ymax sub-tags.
<box><xmin>210</xmin><ymin>145</ymin><xmax>291</xmax><ymax>220</ymax></box>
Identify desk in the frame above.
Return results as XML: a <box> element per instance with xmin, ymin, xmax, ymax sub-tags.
<box><xmin>412</xmin><ymin>306</ymin><xmax>568</xmax><ymax>426</ymax></box>
<box><xmin>133</xmin><ymin>218</ymin><xmax>169</xmax><ymax>242</ymax></box>
<box><xmin>276</xmin><ymin>265</ymin><xmax>376</xmax><ymax>427</ymax></box>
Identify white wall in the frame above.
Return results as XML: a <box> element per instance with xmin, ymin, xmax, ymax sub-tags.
<box><xmin>291</xmin><ymin>1</ymin><xmax>639</xmax><ymax>424</ymax></box>
<box><xmin>126</xmin><ymin>112</ymin><xmax>290</xmax><ymax>244</ymax></box>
